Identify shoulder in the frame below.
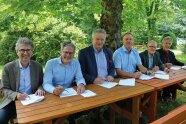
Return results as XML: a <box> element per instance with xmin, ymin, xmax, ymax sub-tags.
<box><xmin>157</xmin><ymin>48</ymin><xmax>163</xmax><ymax>53</ymax></box>
<box><xmin>3</xmin><ymin>60</ymin><xmax>18</xmax><ymax>70</ymax></box>
<box><xmin>79</xmin><ymin>46</ymin><xmax>92</xmax><ymax>54</ymax></box>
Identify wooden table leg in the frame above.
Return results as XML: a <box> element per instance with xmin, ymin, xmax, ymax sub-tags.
<box><xmin>132</xmin><ymin>96</ymin><xmax>140</xmax><ymax>124</ymax></box>
<box><xmin>148</xmin><ymin>90</ymin><xmax>157</xmax><ymax>122</ymax></box>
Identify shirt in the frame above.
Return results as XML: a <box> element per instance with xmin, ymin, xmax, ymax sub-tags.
<box><xmin>43</xmin><ymin>57</ymin><xmax>86</xmax><ymax>94</ymax></box>
<box><xmin>113</xmin><ymin>45</ymin><xmax>142</xmax><ymax>73</ymax></box>
<box><xmin>148</xmin><ymin>54</ymin><xmax>154</xmax><ymax>69</ymax></box>
<box><xmin>94</xmin><ymin>48</ymin><xmax>108</xmax><ymax>77</ymax></box>
<box><xmin>18</xmin><ymin>61</ymin><xmax>32</xmax><ymax>94</ymax></box>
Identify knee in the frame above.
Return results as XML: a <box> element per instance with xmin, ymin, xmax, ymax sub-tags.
<box><xmin>0</xmin><ymin>109</ymin><xmax>10</xmax><ymax>124</ymax></box>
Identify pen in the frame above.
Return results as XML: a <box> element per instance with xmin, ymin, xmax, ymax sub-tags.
<box><xmin>64</xmin><ymin>89</ymin><xmax>69</xmax><ymax>93</ymax></box>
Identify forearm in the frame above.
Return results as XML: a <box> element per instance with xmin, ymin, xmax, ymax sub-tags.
<box><xmin>116</xmin><ymin>68</ymin><xmax>134</xmax><ymax>78</ymax></box>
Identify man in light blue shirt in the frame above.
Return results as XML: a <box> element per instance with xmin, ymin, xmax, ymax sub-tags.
<box><xmin>43</xmin><ymin>42</ymin><xmax>86</xmax><ymax>96</ymax></box>
<box><xmin>113</xmin><ymin>32</ymin><xmax>147</xmax><ymax>78</ymax></box>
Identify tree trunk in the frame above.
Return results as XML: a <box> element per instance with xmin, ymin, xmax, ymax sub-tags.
<box><xmin>100</xmin><ymin>0</ymin><xmax>123</xmax><ymax>51</ymax></box>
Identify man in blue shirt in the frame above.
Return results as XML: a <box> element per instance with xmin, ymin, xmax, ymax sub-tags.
<box><xmin>0</xmin><ymin>37</ymin><xmax>45</xmax><ymax>124</ymax></box>
<box><xmin>113</xmin><ymin>32</ymin><xmax>147</xmax><ymax>78</ymax></box>
<box><xmin>43</xmin><ymin>42</ymin><xmax>86</xmax><ymax>96</ymax></box>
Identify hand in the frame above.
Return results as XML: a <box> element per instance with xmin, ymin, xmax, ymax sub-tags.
<box><xmin>164</xmin><ymin>68</ymin><xmax>171</xmax><ymax>73</ymax></box>
<box><xmin>146</xmin><ymin>70</ymin><xmax>154</xmax><ymax>76</ymax></box>
<box><xmin>93</xmin><ymin>77</ymin><xmax>106</xmax><ymax>84</ymax></box>
<box><xmin>165</xmin><ymin>63</ymin><xmax>173</xmax><ymax>69</ymax></box>
<box><xmin>133</xmin><ymin>71</ymin><xmax>142</xmax><ymax>79</ymax></box>
<box><xmin>106</xmin><ymin>75</ymin><xmax>114</xmax><ymax>82</ymax></box>
<box><xmin>152</xmin><ymin>66</ymin><xmax>159</xmax><ymax>72</ymax></box>
<box><xmin>35</xmin><ymin>89</ymin><xmax>45</xmax><ymax>96</ymax></box>
<box><xmin>53</xmin><ymin>86</ymin><xmax>64</xmax><ymax>96</ymax></box>
<box><xmin>17</xmin><ymin>92</ymin><xmax>28</xmax><ymax>100</ymax></box>
<box><xmin>77</xmin><ymin>83</ymin><xmax>85</xmax><ymax>94</ymax></box>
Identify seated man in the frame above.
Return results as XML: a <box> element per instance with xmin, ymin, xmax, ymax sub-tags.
<box><xmin>78</xmin><ymin>28</ymin><xmax>115</xmax><ymax>84</ymax></box>
<box><xmin>0</xmin><ymin>37</ymin><xmax>45</xmax><ymax>124</ymax></box>
<box><xmin>43</xmin><ymin>41</ymin><xmax>86</xmax><ymax>124</ymax></box>
<box><xmin>140</xmin><ymin>40</ymin><xmax>169</xmax><ymax>75</ymax></box>
<box><xmin>157</xmin><ymin>36</ymin><xmax>186</xmax><ymax>101</ymax></box>
<box><xmin>113</xmin><ymin>32</ymin><xmax>147</xmax><ymax>78</ymax></box>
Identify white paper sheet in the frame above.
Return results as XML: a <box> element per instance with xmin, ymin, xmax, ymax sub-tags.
<box><xmin>60</xmin><ymin>88</ymin><xmax>78</xmax><ymax>98</ymax></box>
<box><xmin>170</xmin><ymin>66</ymin><xmax>181</xmax><ymax>70</ymax></box>
<box><xmin>154</xmin><ymin>74</ymin><xmax>169</xmax><ymax>80</ymax></box>
<box><xmin>182</xmin><ymin>66</ymin><xmax>186</xmax><ymax>70</ymax></box>
<box><xmin>21</xmin><ymin>94</ymin><xmax>44</xmax><ymax>105</ymax></box>
<box><xmin>155</xmin><ymin>70</ymin><xmax>167</xmax><ymax>75</ymax></box>
<box><xmin>80</xmin><ymin>90</ymin><xmax>96</xmax><ymax>97</ymax></box>
<box><xmin>118</xmin><ymin>78</ymin><xmax>135</xmax><ymax>86</ymax></box>
<box><xmin>139</xmin><ymin>74</ymin><xmax>154</xmax><ymax>80</ymax></box>
<box><xmin>97</xmin><ymin>81</ymin><xmax>118</xmax><ymax>88</ymax></box>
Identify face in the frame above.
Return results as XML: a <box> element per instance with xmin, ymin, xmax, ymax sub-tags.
<box><xmin>123</xmin><ymin>34</ymin><xmax>134</xmax><ymax>50</ymax></box>
<box><xmin>162</xmin><ymin>40</ymin><xmax>172</xmax><ymax>51</ymax></box>
<box><xmin>92</xmin><ymin>32</ymin><xmax>106</xmax><ymax>51</ymax></box>
<box><xmin>17</xmin><ymin>44</ymin><xmax>33</xmax><ymax>64</ymax></box>
<box><xmin>147</xmin><ymin>42</ymin><xmax>157</xmax><ymax>54</ymax></box>
<box><xmin>61</xmin><ymin>46</ymin><xmax>74</xmax><ymax>64</ymax></box>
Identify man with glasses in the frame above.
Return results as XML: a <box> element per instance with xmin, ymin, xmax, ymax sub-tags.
<box><xmin>43</xmin><ymin>41</ymin><xmax>86</xmax><ymax>124</ymax></box>
<box><xmin>0</xmin><ymin>37</ymin><xmax>45</xmax><ymax>124</ymax></box>
<box><xmin>139</xmin><ymin>40</ymin><xmax>169</xmax><ymax>75</ymax></box>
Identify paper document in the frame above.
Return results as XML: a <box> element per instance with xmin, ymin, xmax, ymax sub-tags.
<box><xmin>118</xmin><ymin>78</ymin><xmax>135</xmax><ymax>86</ymax></box>
<box><xmin>182</xmin><ymin>66</ymin><xmax>186</xmax><ymax>70</ymax></box>
<box><xmin>21</xmin><ymin>94</ymin><xmax>44</xmax><ymax>105</ymax></box>
<box><xmin>81</xmin><ymin>90</ymin><xmax>96</xmax><ymax>97</ymax></box>
<box><xmin>60</xmin><ymin>88</ymin><xmax>78</xmax><ymax>98</ymax></box>
<box><xmin>154</xmin><ymin>74</ymin><xmax>169</xmax><ymax>80</ymax></box>
<box><xmin>170</xmin><ymin>66</ymin><xmax>181</xmax><ymax>70</ymax></box>
<box><xmin>97</xmin><ymin>81</ymin><xmax>118</xmax><ymax>88</ymax></box>
<box><xmin>155</xmin><ymin>70</ymin><xmax>167</xmax><ymax>75</ymax></box>
<box><xmin>140</xmin><ymin>74</ymin><xmax>154</xmax><ymax>80</ymax></box>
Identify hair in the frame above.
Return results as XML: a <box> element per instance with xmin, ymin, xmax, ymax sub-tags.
<box><xmin>61</xmin><ymin>41</ymin><xmax>75</xmax><ymax>52</ymax></box>
<box><xmin>123</xmin><ymin>32</ymin><xmax>133</xmax><ymax>38</ymax></box>
<box><xmin>162</xmin><ymin>36</ymin><xmax>173</xmax><ymax>44</ymax></box>
<box><xmin>15</xmin><ymin>37</ymin><xmax>34</xmax><ymax>51</ymax></box>
<box><xmin>92</xmin><ymin>28</ymin><xmax>106</xmax><ymax>39</ymax></box>
<box><xmin>147</xmin><ymin>40</ymin><xmax>157</xmax><ymax>46</ymax></box>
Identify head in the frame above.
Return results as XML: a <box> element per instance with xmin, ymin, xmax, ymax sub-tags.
<box><xmin>147</xmin><ymin>40</ymin><xmax>157</xmax><ymax>54</ymax></box>
<box><xmin>92</xmin><ymin>29</ymin><xmax>106</xmax><ymax>51</ymax></box>
<box><xmin>162</xmin><ymin>36</ymin><xmax>172</xmax><ymax>51</ymax></box>
<box><xmin>15</xmin><ymin>37</ymin><xmax>34</xmax><ymax>65</ymax></box>
<box><xmin>122</xmin><ymin>32</ymin><xmax>134</xmax><ymax>50</ymax></box>
<box><xmin>60</xmin><ymin>42</ymin><xmax>75</xmax><ymax>64</ymax></box>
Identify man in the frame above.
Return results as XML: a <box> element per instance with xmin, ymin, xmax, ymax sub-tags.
<box><xmin>78</xmin><ymin>28</ymin><xmax>115</xmax><ymax>84</ymax></box>
<box><xmin>140</xmin><ymin>40</ymin><xmax>169</xmax><ymax>75</ymax></box>
<box><xmin>157</xmin><ymin>36</ymin><xmax>186</xmax><ymax>101</ymax></box>
<box><xmin>43</xmin><ymin>41</ymin><xmax>86</xmax><ymax>124</ymax></box>
<box><xmin>0</xmin><ymin>37</ymin><xmax>45</xmax><ymax>124</ymax></box>
<box><xmin>113</xmin><ymin>32</ymin><xmax>147</xmax><ymax>78</ymax></box>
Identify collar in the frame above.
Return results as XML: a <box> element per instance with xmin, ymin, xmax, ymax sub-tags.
<box><xmin>57</xmin><ymin>57</ymin><xmax>72</xmax><ymax>66</ymax></box>
<box><xmin>19</xmin><ymin>60</ymin><xmax>30</xmax><ymax>69</ymax></box>
<box><xmin>93</xmin><ymin>46</ymin><xmax>103</xmax><ymax>53</ymax></box>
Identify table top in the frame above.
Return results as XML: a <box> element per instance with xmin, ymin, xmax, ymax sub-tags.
<box><xmin>16</xmin><ymin>78</ymin><xmax>154</xmax><ymax>124</ymax></box>
<box><xmin>136</xmin><ymin>69</ymin><xmax>186</xmax><ymax>90</ymax></box>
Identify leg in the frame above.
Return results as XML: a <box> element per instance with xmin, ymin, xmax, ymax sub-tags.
<box><xmin>0</xmin><ymin>102</ymin><xmax>16</xmax><ymax>124</ymax></box>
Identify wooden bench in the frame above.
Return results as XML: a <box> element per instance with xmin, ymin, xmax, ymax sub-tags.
<box><xmin>150</xmin><ymin>104</ymin><xmax>186</xmax><ymax>124</ymax></box>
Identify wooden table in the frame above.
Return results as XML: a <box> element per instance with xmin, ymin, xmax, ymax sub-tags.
<box><xmin>136</xmin><ymin>69</ymin><xmax>186</xmax><ymax>122</ymax></box>
<box><xmin>16</xmin><ymin>78</ymin><xmax>154</xmax><ymax>124</ymax></box>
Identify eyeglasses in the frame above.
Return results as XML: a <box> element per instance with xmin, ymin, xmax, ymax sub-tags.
<box><xmin>62</xmin><ymin>51</ymin><xmax>74</xmax><ymax>55</ymax></box>
<box><xmin>18</xmin><ymin>49</ymin><xmax>33</xmax><ymax>53</ymax></box>
<box><xmin>148</xmin><ymin>46</ymin><xmax>157</xmax><ymax>48</ymax></box>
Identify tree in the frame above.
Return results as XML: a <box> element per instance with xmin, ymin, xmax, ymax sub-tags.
<box><xmin>100</xmin><ymin>0</ymin><xmax>123</xmax><ymax>51</ymax></box>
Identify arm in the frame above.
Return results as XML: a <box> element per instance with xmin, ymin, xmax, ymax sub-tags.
<box><xmin>78</xmin><ymin>50</ymin><xmax>96</xmax><ymax>83</ymax></box>
<box><xmin>75</xmin><ymin>61</ymin><xmax>86</xmax><ymax>86</ymax></box>
<box><xmin>107</xmin><ymin>49</ymin><xmax>115</xmax><ymax>77</ymax></box>
<box><xmin>43</xmin><ymin>60</ymin><xmax>55</xmax><ymax>94</ymax></box>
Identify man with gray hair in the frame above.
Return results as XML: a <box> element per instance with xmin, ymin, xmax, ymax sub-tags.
<box><xmin>0</xmin><ymin>37</ymin><xmax>45</xmax><ymax>124</ymax></box>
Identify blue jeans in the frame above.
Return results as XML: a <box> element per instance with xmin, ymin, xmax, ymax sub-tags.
<box><xmin>0</xmin><ymin>101</ymin><xmax>16</xmax><ymax>124</ymax></box>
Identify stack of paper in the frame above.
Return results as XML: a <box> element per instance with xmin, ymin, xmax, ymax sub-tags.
<box><xmin>21</xmin><ymin>94</ymin><xmax>45</xmax><ymax>105</ymax></box>
<box><xmin>118</xmin><ymin>78</ymin><xmax>135</xmax><ymax>86</ymax></box>
<box><xmin>155</xmin><ymin>70</ymin><xmax>167</xmax><ymax>75</ymax></box>
<box><xmin>139</xmin><ymin>74</ymin><xmax>154</xmax><ymax>80</ymax></box>
<box><xmin>97</xmin><ymin>81</ymin><xmax>118</xmax><ymax>88</ymax></box>
<box><xmin>182</xmin><ymin>66</ymin><xmax>186</xmax><ymax>70</ymax></box>
<box><xmin>139</xmin><ymin>73</ymin><xmax>169</xmax><ymax>80</ymax></box>
<box><xmin>80</xmin><ymin>90</ymin><xmax>96</xmax><ymax>97</ymax></box>
<box><xmin>60</xmin><ymin>88</ymin><xmax>78</xmax><ymax>98</ymax></box>
<box><xmin>170</xmin><ymin>66</ymin><xmax>181</xmax><ymax>70</ymax></box>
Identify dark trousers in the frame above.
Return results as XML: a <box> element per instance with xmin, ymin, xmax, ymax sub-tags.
<box><xmin>0</xmin><ymin>101</ymin><xmax>16</xmax><ymax>124</ymax></box>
